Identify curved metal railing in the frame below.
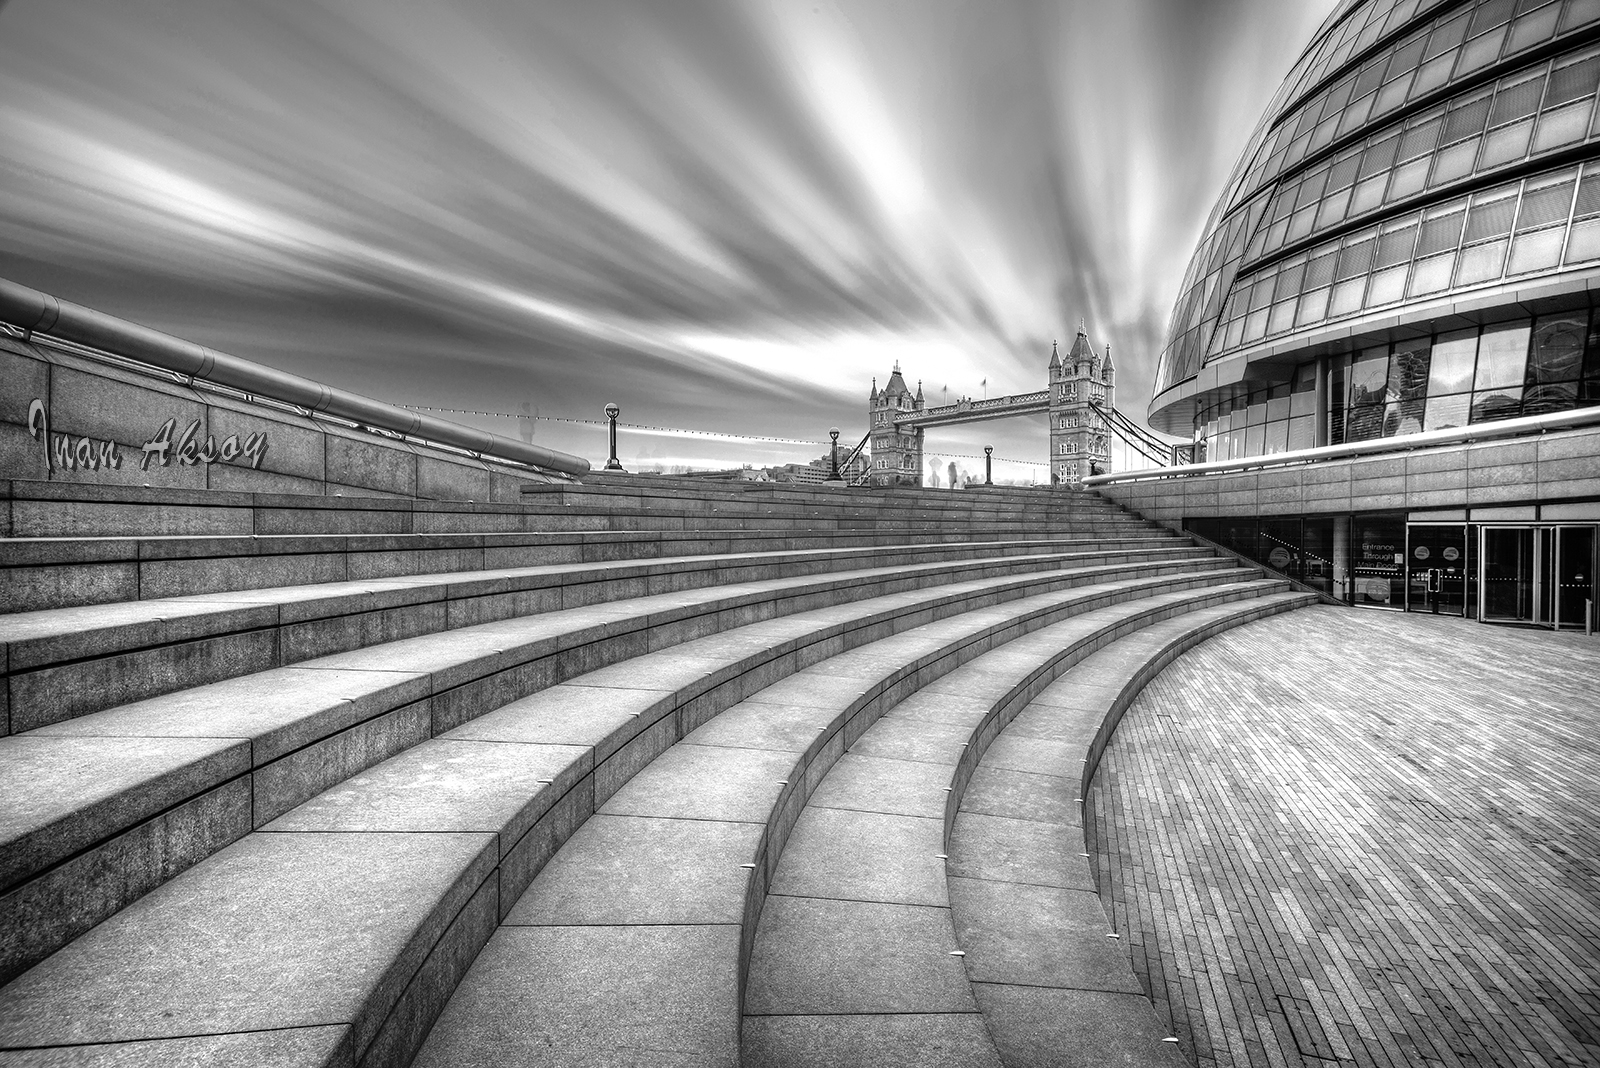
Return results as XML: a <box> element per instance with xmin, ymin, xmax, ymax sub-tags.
<box><xmin>0</xmin><ymin>277</ymin><xmax>592</xmax><ymax>477</ymax></box>
<box><xmin>1083</xmin><ymin>403</ymin><xmax>1600</xmax><ymax>486</ymax></box>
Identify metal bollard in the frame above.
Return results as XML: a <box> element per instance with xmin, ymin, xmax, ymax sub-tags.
<box><xmin>1588</xmin><ymin>597</ymin><xmax>1594</xmax><ymax>637</ymax></box>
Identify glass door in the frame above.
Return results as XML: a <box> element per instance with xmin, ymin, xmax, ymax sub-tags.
<box><xmin>1406</xmin><ymin>524</ymin><xmax>1467</xmax><ymax>616</ymax></box>
<box><xmin>1480</xmin><ymin>525</ymin><xmax>1598</xmax><ymax>627</ymax></box>
<box><xmin>1481</xmin><ymin>527</ymin><xmax>1535</xmax><ymax>623</ymax></box>
<box><xmin>1555</xmin><ymin>526</ymin><xmax>1597</xmax><ymax>630</ymax></box>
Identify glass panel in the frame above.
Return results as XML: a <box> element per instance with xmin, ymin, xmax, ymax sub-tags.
<box><xmin>1389</xmin><ymin>157</ymin><xmax>1432</xmax><ymax>201</ymax></box>
<box><xmin>1244</xmin><ymin>422</ymin><xmax>1265</xmax><ymax>455</ymax></box>
<box><xmin>1376</xmin><ymin>219</ymin><xmax>1419</xmax><ymax>266</ymax></box>
<box><xmin>1547</xmin><ymin>51</ymin><xmax>1600</xmax><ymax>107</ymax></box>
<box><xmin>1347</xmin><ymin>403</ymin><xmax>1386</xmax><ymax>441</ymax></box>
<box><xmin>1384</xmin><ymin>396</ymin><xmax>1428</xmax><ymax>435</ymax></box>
<box><xmin>1478</xmin><ymin>117</ymin><xmax>1533</xmax><ymax>168</ymax></box>
<box><xmin>1408</xmin><ymin>251</ymin><xmax>1457</xmax><ymax>294</ymax></box>
<box><xmin>1507</xmin><ymin>226</ymin><xmax>1566</xmax><ymax>273</ymax></box>
<box><xmin>1475</xmin><ymin>320</ymin><xmax>1532</xmax><ymax>389</ymax></box>
<box><xmin>1263</xmin><ymin>420</ymin><xmax>1290</xmax><ymax>454</ymax></box>
<box><xmin>1331</xmin><ymin>277</ymin><xmax>1368</xmax><ymax>315</ymax></box>
<box><xmin>1390</xmin><ymin>341</ymin><xmax>1433</xmax><ymax>403</ymax></box>
<box><xmin>1518</xmin><ymin>171</ymin><xmax>1578</xmax><ymax>229</ymax></box>
<box><xmin>1352</xmin><ymin>513</ymin><xmax>1407</xmax><ymax>607</ymax></box>
<box><xmin>1430</xmin><ymin>138</ymin><xmax>1480</xmax><ymax>186</ymax></box>
<box><xmin>1463</xmin><ymin>186</ymin><xmax>1519</xmax><ymax>243</ymax></box>
<box><xmin>1524</xmin><ymin>311</ymin><xmax>1585</xmax><ymax>414</ymax></box>
<box><xmin>1367</xmin><ymin>264</ymin><xmax>1410</xmax><ymax>305</ymax></box>
<box><xmin>1556</xmin><ymin>527</ymin><xmax>1597</xmax><ymax>629</ymax></box>
<box><xmin>1287</xmin><ymin>415</ymin><xmax>1315</xmax><ymax>450</ymax></box>
<box><xmin>1490</xmin><ymin>71</ymin><xmax>1545</xmax><ymax>128</ymax></box>
<box><xmin>1482</xmin><ymin>526</ymin><xmax>1536</xmax><ymax>620</ymax></box>
<box><xmin>1350</xmin><ymin>347</ymin><xmax>1390</xmax><ymax>405</ymax></box>
<box><xmin>1532</xmin><ymin>100</ymin><xmax>1594</xmax><ymax>152</ymax></box>
<box><xmin>1506</xmin><ymin>3</ymin><xmax>1561</xmax><ymax>53</ymax></box>
<box><xmin>1424</xmin><ymin>391</ymin><xmax>1472</xmax><ymax>430</ymax></box>
<box><xmin>1297</xmin><ymin>287</ymin><xmax>1331</xmax><ymax>326</ymax></box>
<box><xmin>1428</xmin><ymin>327</ymin><xmax>1479</xmax><ymax>393</ymax></box>
<box><xmin>1455</xmin><ymin>237</ymin><xmax>1509</xmax><ymax>283</ymax></box>
<box><xmin>1407</xmin><ymin>525</ymin><xmax>1468</xmax><ymax>615</ymax></box>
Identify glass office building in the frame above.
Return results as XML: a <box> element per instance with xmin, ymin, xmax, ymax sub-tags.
<box><xmin>1148</xmin><ymin>0</ymin><xmax>1600</xmax><ymax>628</ymax></box>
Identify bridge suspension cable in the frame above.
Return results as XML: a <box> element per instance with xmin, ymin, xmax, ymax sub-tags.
<box><xmin>1089</xmin><ymin>401</ymin><xmax>1173</xmax><ymax>468</ymax></box>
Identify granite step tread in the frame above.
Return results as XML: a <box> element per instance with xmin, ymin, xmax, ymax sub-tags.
<box><xmin>739</xmin><ymin>592</ymin><xmax>1308</xmax><ymax>1068</ymax></box>
<box><xmin>946</xmin><ymin>592</ymin><xmax>1318</xmax><ymax>1068</ymax></box>
<box><xmin>0</xmin><ymin>573</ymin><xmax>1268</xmax><ymax>1068</ymax></box>
<box><xmin>0</xmin><ymin>539</ymin><xmax>1190</xmax><ymax>660</ymax></box>
<box><xmin>1</xmin><ymin>525</ymin><xmax>1176</xmax><ymax>614</ymax></box>
<box><xmin>414</xmin><ymin>580</ymin><xmax>1285</xmax><ymax>1068</ymax></box>
<box><xmin>0</xmin><ymin>556</ymin><xmax>1248</xmax><ymax>986</ymax></box>
<box><xmin>1</xmin><ymin>541</ymin><xmax>1206</xmax><ymax>735</ymax></box>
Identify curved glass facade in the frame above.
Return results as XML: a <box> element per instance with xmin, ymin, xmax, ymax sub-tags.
<box><xmin>1154</xmin><ymin>0</ymin><xmax>1600</xmax><ymax>402</ymax></box>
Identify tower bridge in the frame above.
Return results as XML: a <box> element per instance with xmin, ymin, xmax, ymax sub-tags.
<box><xmin>867</xmin><ymin>323</ymin><xmax>1116</xmax><ymax>487</ymax></box>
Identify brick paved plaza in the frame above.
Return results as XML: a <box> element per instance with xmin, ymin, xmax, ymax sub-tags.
<box><xmin>1088</xmin><ymin>608</ymin><xmax>1600</xmax><ymax>1068</ymax></box>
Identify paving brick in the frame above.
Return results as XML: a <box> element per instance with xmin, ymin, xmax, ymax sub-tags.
<box><xmin>1088</xmin><ymin>608</ymin><xmax>1600</xmax><ymax>1068</ymax></box>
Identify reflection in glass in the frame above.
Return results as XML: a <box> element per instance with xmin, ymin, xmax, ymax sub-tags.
<box><xmin>1525</xmin><ymin>312</ymin><xmax>1585</xmax><ymax>414</ymax></box>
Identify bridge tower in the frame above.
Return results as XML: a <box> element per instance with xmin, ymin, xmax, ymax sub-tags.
<box><xmin>868</xmin><ymin>363</ymin><xmax>925</xmax><ymax>487</ymax></box>
<box><xmin>1047</xmin><ymin>324</ymin><xmax>1115</xmax><ymax>485</ymax></box>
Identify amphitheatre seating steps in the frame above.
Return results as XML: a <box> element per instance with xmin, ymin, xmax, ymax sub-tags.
<box><xmin>939</xmin><ymin>600</ymin><xmax>1313</xmax><ymax>1068</ymax></box>
<box><xmin>0</xmin><ymin>476</ymin><xmax>1304</xmax><ymax>1068</ymax></box>
<box><xmin>0</xmin><ymin>479</ymin><xmax>1131</xmax><ymax>541</ymax></box>
<box><xmin>0</xmin><ymin>543</ymin><xmax>1232</xmax><ymax>988</ymax></box>
<box><xmin>415</xmin><ymin>578</ymin><xmax>1305</xmax><ymax>1067</ymax></box>
<box><xmin>0</xmin><ymin>563</ymin><xmax>1269</xmax><ymax>1066</ymax></box>
<box><xmin>0</xmin><ymin>538</ymin><xmax>1194</xmax><ymax>728</ymax></box>
<box><xmin>741</xmin><ymin>593</ymin><xmax>1313</xmax><ymax>1068</ymax></box>
<box><xmin>0</xmin><ymin>529</ymin><xmax>1176</xmax><ymax>614</ymax></box>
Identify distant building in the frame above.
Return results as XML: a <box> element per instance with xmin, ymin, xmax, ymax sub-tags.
<box><xmin>867</xmin><ymin>363</ymin><xmax>924</xmax><ymax>486</ymax></box>
<box><xmin>1048</xmin><ymin>327</ymin><xmax>1116</xmax><ymax>485</ymax></box>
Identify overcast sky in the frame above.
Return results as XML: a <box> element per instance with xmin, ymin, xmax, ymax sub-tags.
<box><xmin>0</xmin><ymin>0</ymin><xmax>1335</xmax><ymax>478</ymax></box>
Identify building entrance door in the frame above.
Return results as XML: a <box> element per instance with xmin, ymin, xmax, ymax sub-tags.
<box><xmin>1406</xmin><ymin>525</ymin><xmax>1466</xmax><ymax>616</ymax></box>
<box><xmin>1480</xmin><ymin>525</ymin><xmax>1598</xmax><ymax>628</ymax></box>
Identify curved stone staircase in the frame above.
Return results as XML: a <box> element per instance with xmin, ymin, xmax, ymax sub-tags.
<box><xmin>0</xmin><ymin>478</ymin><xmax>1316</xmax><ymax>1066</ymax></box>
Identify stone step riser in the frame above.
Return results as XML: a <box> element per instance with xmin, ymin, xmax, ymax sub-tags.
<box><xmin>2</xmin><ymin>545</ymin><xmax>1209</xmax><ymax>734</ymax></box>
<box><xmin>407</xmin><ymin>581</ymin><xmax>1294</xmax><ymax>1068</ymax></box>
<box><xmin>733</xmin><ymin>583</ymin><xmax>1301</xmax><ymax>1007</ymax></box>
<box><xmin>0</xmin><ymin>561</ymin><xmax>1251</xmax><ymax>987</ymax></box>
<box><xmin>5</xmin><ymin>496</ymin><xmax>1138</xmax><ymax>540</ymax></box>
<box><xmin>0</xmin><ymin>573</ymin><xmax>1272</xmax><ymax>1066</ymax></box>
<box><xmin>940</xmin><ymin>594</ymin><xmax>1319</xmax><ymax>1067</ymax></box>
<box><xmin>0</xmin><ymin>529</ymin><xmax>1180</xmax><ymax>614</ymax></box>
<box><xmin>945</xmin><ymin>593</ymin><xmax>1321</xmax><ymax>845</ymax></box>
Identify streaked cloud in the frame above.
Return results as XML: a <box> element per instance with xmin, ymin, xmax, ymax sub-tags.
<box><xmin>0</xmin><ymin>0</ymin><xmax>1335</xmax><ymax>472</ymax></box>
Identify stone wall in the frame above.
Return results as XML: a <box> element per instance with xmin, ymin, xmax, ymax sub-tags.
<box><xmin>0</xmin><ymin>337</ymin><xmax>564</xmax><ymax>503</ymax></box>
<box><xmin>1095</xmin><ymin>423</ymin><xmax>1600</xmax><ymax>526</ymax></box>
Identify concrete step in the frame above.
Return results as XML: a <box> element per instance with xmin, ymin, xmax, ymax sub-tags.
<box><xmin>0</xmin><ymin>572</ymin><xmax>1267</xmax><ymax>1064</ymax></box>
<box><xmin>0</xmin><ymin>525</ymin><xmax>1173</xmax><ymax>613</ymax></box>
<box><xmin>0</xmin><ymin>555</ymin><xmax>1245</xmax><ymax>986</ymax></box>
<box><xmin>0</xmin><ymin>540</ymin><xmax>1196</xmax><ymax>733</ymax></box>
<box><xmin>942</xmin><ymin>595</ymin><xmax>1316</xmax><ymax>1068</ymax></box>
<box><xmin>0</xmin><ymin>522</ymin><xmax>1176</xmax><ymax>612</ymax></box>
<box><xmin>739</xmin><ymin>591</ymin><xmax>1313</xmax><ymax>1068</ymax></box>
<box><xmin>2</xmin><ymin>479</ymin><xmax>1139</xmax><ymax>540</ymax></box>
<box><xmin>412</xmin><ymin>579</ymin><xmax>1289</xmax><ymax>1068</ymax></box>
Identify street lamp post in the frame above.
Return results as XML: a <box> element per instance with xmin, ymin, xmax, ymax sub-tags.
<box><xmin>828</xmin><ymin>427</ymin><xmax>841</xmax><ymax>482</ymax></box>
<box><xmin>604</xmin><ymin>403</ymin><xmax>625</xmax><ymax>472</ymax></box>
<box><xmin>983</xmin><ymin>445</ymin><xmax>993</xmax><ymax>485</ymax></box>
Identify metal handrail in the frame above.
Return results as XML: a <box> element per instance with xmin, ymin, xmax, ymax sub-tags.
<box><xmin>0</xmin><ymin>277</ymin><xmax>592</xmax><ymax>476</ymax></box>
<box><xmin>1083</xmin><ymin>403</ymin><xmax>1600</xmax><ymax>486</ymax></box>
